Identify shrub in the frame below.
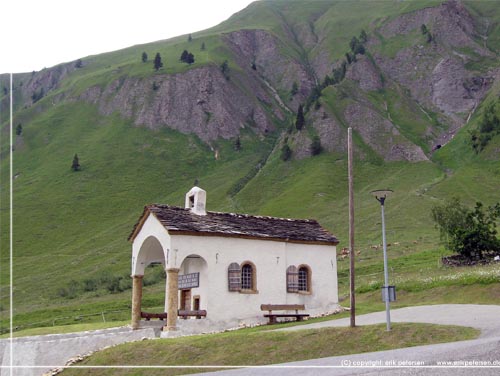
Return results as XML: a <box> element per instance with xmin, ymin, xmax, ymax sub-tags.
<box><xmin>310</xmin><ymin>136</ymin><xmax>322</xmax><ymax>156</ymax></box>
<box><xmin>281</xmin><ymin>144</ymin><xmax>292</xmax><ymax>161</ymax></box>
<box><xmin>432</xmin><ymin>198</ymin><xmax>500</xmax><ymax>259</ymax></box>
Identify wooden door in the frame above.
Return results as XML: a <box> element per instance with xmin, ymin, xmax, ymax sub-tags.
<box><xmin>180</xmin><ymin>289</ymin><xmax>191</xmax><ymax>311</ymax></box>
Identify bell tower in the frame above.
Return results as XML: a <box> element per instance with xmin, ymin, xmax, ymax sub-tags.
<box><xmin>185</xmin><ymin>186</ymin><xmax>207</xmax><ymax>215</ymax></box>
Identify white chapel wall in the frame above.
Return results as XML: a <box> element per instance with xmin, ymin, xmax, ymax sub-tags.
<box><xmin>172</xmin><ymin>234</ymin><xmax>338</xmax><ymax>326</ymax></box>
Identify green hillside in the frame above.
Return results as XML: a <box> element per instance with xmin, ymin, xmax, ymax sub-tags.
<box><xmin>1</xmin><ymin>0</ymin><xmax>499</xmax><ymax>333</ymax></box>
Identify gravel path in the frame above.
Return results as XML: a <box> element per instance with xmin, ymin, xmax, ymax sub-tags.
<box><xmin>194</xmin><ymin>304</ymin><xmax>500</xmax><ymax>376</ymax></box>
<box><xmin>278</xmin><ymin>304</ymin><xmax>500</xmax><ymax>338</ymax></box>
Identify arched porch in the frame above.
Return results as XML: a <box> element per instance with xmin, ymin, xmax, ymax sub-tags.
<box><xmin>131</xmin><ymin>235</ymin><xmax>209</xmax><ymax>331</ymax></box>
<box><xmin>131</xmin><ymin>235</ymin><xmax>169</xmax><ymax>330</ymax></box>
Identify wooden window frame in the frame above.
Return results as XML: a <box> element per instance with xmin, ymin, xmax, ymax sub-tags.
<box><xmin>297</xmin><ymin>264</ymin><xmax>312</xmax><ymax>294</ymax></box>
<box><xmin>240</xmin><ymin>261</ymin><xmax>258</xmax><ymax>294</ymax></box>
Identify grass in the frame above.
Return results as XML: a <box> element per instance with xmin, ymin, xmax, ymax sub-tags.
<box><xmin>60</xmin><ymin>322</ymin><xmax>478</xmax><ymax>375</ymax></box>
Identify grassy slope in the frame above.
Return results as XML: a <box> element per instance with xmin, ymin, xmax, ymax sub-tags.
<box><xmin>1</xmin><ymin>0</ymin><xmax>499</xmax><ymax>333</ymax></box>
<box><xmin>0</xmin><ymin>101</ymin><xmax>274</xmax><ymax>324</ymax></box>
<box><xmin>62</xmin><ymin>323</ymin><xmax>478</xmax><ymax>375</ymax></box>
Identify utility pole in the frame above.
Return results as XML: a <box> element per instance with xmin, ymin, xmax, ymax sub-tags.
<box><xmin>348</xmin><ymin>127</ymin><xmax>355</xmax><ymax>327</ymax></box>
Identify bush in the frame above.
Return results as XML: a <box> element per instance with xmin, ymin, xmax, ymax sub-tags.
<box><xmin>83</xmin><ymin>278</ymin><xmax>98</xmax><ymax>292</ymax></box>
<box><xmin>295</xmin><ymin>104</ymin><xmax>305</xmax><ymax>130</ymax></box>
<box><xmin>310</xmin><ymin>136</ymin><xmax>322</xmax><ymax>156</ymax></box>
<box><xmin>220</xmin><ymin>60</ymin><xmax>230</xmax><ymax>80</ymax></box>
<box><xmin>57</xmin><ymin>280</ymin><xmax>80</xmax><ymax>299</ymax></box>
<box><xmin>432</xmin><ymin>198</ymin><xmax>500</xmax><ymax>259</ymax></box>
<box><xmin>281</xmin><ymin>144</ymin><xmax>292</xmax><ymax>161</ymax></box>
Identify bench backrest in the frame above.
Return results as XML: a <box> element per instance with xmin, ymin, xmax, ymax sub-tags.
<box><xmin>260</xmin><ymin>304</ymin><xmax>305</xmax><ymax>311</ymax></box>
<box><xmin>178</xmin><ymin>309</ymin><xmax>207</xmax><ymax>317</ymax></box>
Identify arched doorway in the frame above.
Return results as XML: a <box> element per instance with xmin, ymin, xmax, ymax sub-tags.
<box><xmin>177</xmin><ymin>254</ymin><xmax>208</xmax><ymax>317</ymax></box>
<box><xmin>131</xmin><ymin>236</ymin><xmax>166</xmax><ymax>329</ymax></box>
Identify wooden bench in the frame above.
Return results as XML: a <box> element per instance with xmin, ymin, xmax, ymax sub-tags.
<box><xmin>260</xmin><ymin>304</ymin><xmax>309</xmax><ymax>324</ymax></box>
<box><xmin>140</xmin><ymin>310</ymin><xmax>207</xmax><ymax>321</ymax></box>
<box><xmin>141</xmin><ymin>311</ymin><xmax>168</xmax><ymax>321</ymax></box>
<box><xmin>178</xmin><ymin>309</ymin><xmax>207</xmax><ymax>319</ymax></box>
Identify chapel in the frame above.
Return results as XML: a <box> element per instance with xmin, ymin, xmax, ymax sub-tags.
<box><xmin>128</xmin><ymin>187</ymin><xmax>339</xmax><ymax>333</ymax></box>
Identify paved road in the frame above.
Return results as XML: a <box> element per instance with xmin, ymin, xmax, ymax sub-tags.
<box><xmin>0</xmin><ymin>326</ymin><xmax>158</xmax><ymax>376</ymax></box>
<box><xmin>194</xmin><ymin>304</ymin><xmax>500</xmax><ymax>376</ymax></box>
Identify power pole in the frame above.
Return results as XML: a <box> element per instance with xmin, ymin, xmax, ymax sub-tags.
<box><xmin>348</xmin><ymin>127</ymin><xmax>356</xmax><ymax>327</ymax></box>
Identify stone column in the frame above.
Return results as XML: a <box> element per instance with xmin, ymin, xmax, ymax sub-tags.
<box><xmin>165</xmin><ymin>268</ymin><xmax>180</xmax><ymax>331</ymax></box>
<box><xmin>131</xmin><ymin>275</ymin><xmax>143</xmax><ymax>330</ymax></box>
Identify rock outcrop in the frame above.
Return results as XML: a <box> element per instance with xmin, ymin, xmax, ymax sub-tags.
<box><xmin>78</xmin><ymin>65</ymin><xmax>277</xmax><ymax>142</ymax></box>
<box><xmin>371</xmin><ymin>0</ymin><xmax>495</xmax><ymax>131</ymax></box>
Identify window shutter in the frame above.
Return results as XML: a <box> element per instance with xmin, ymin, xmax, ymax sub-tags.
<box><xmin>287</xmin><ymin>266</ymin><xmax>298</xmax><ymax>292</ymax></box>
<box><xmin>228</xmin><ymin>262</ymin><xmax>241</xmax><ymax>291</ymax></box>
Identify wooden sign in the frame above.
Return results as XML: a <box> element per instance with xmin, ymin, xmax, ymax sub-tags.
<box><xmin>178</xmin><ymin>272</ymin><xmax>199</xmax><ymax>290</ymax></box>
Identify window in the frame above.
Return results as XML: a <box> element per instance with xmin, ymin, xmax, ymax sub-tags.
<box><xmin>286</xmin><ymin>266</ymin><xmax>299</xmax><ymax>292</ymax></box>
<box><xmin>288</xmin><ymin>264</ymin><xmax>311</xmax><ymax>293</ymax></box>
<box><xmin>228</xmin><ymin>261</ymin><xmax>257</xmax><ymax>292</ymax></box>
<box><xmin>241</xmin><ymin>264</ymin><xmax>253</xmax><ymax>290</ymax></box>
<box><xmin>298</xmin><ymin>265</ymin><xmax>311</xmax><ymax>293</ymax></box>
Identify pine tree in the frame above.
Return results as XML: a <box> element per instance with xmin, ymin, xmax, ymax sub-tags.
<box><xmin>186</xmin><ymin>52</ymin><xmax>195</xmax><ymax>65</ymax></box>
<box><xmin>188</xmin><ymin>34</ymin><xmax>193</xmax><ymax>42</ymax></box>
<box><xmin>180</xmin><ymin>50</ymin><xmax>189</xmax><ymax>62</ymax></box>
<box><xmin>71</xmin><ymin>154</ymin><xmax>81</xmax><ymax>171</ymax></box>
<box><xmin>234</xmin><ymin>136</ymin><xmax>241</xmax><ymax>151</ymax></box>
<box><xmin>220</xmin><ymin>60</ymin><xmax>230</xmax><ymax>80</ymax></box>
<box><xmin>201</xmin><ymin>42</ymin><xmax>206</xmax><ymax>51</ymax></box>
<box><xmin>154</xmin><ymin>53</ymin><xmax>163</xmax><ymax>71</ymax></box>
<box><xmin>345</xmin><ymin>52</ymin><xmax>352</xmax><ymax>64</ymax></box>
<box><xmin>310</xmin><ymin>136</ymin><xmax>322</xmax><ymax>155</ymax></box>
<box><xmin>360</xmin><ymin>29</ymin><xmax>368</xmax><ymax>43</ymax></box>
<box><xmin>281</xmin><ymin>144</ymin><xmax>292</xmax><ymax>161</ymax></box>
<box><xmin>295</xmin><ymin>104</ymin><xmax>305</xmax><ymax>131</ymax></box>
<box><xmin>349</xmin><ymin>36</ymin><xmax>365</xmax><ymax>55</ymax></box>
<box><xmin>141</xmin><ymin>52</ymin><xmax>148</xmax><ymax>63</ymax></box>
<box><xmin>15</xmin><ymin>124</ymin><xmax>22</xmax><ymax>136</ymax></box>
<box><xmin>349</xmin><ymin>36</ymin><xmax>360</xmax><ymax>53</ymax></box>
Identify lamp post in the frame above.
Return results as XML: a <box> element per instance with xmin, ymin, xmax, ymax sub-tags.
<box><xmin>371</xmin><ymin>189</ymin><xmax>393</xmax><ymax>331</ymax></box>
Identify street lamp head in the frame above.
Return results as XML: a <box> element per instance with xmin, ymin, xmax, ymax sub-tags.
<box><xmin>371</xmin><ymin>189</ymin><xmax>393</xmax><ymax>204</ymax></box>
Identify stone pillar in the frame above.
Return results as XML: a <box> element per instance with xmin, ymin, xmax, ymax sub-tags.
<box><xmin>131</xmin><ymin>275</ymin><xmax>143</xmax><ymax>330</ymax></box>
<box><xmin>165</xmin><ymin>268</ymin><xmax>180</xmax><ymax>331</ymax></box>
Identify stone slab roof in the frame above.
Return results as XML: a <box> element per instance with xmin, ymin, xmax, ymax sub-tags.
<box><xmin>129</xmin><ymin>204</ymin><xmax>338</xmax><ymax>245</ymax></box>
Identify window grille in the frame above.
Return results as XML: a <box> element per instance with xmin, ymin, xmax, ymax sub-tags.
<box><xmin>298</xmin><ymin>267</ymin><xmax>309</xmax><ymax>292</ymax></box>
<box><xmin>241</xmin><ymin>264</ymin><xmax>253</xmax><ymax>290</ymax></box>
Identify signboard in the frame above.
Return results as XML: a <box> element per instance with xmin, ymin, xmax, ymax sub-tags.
<box><xmin>178</xmin><ymin>272</ymin><xmax>199</xmax><ymax>290</ymax></box>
